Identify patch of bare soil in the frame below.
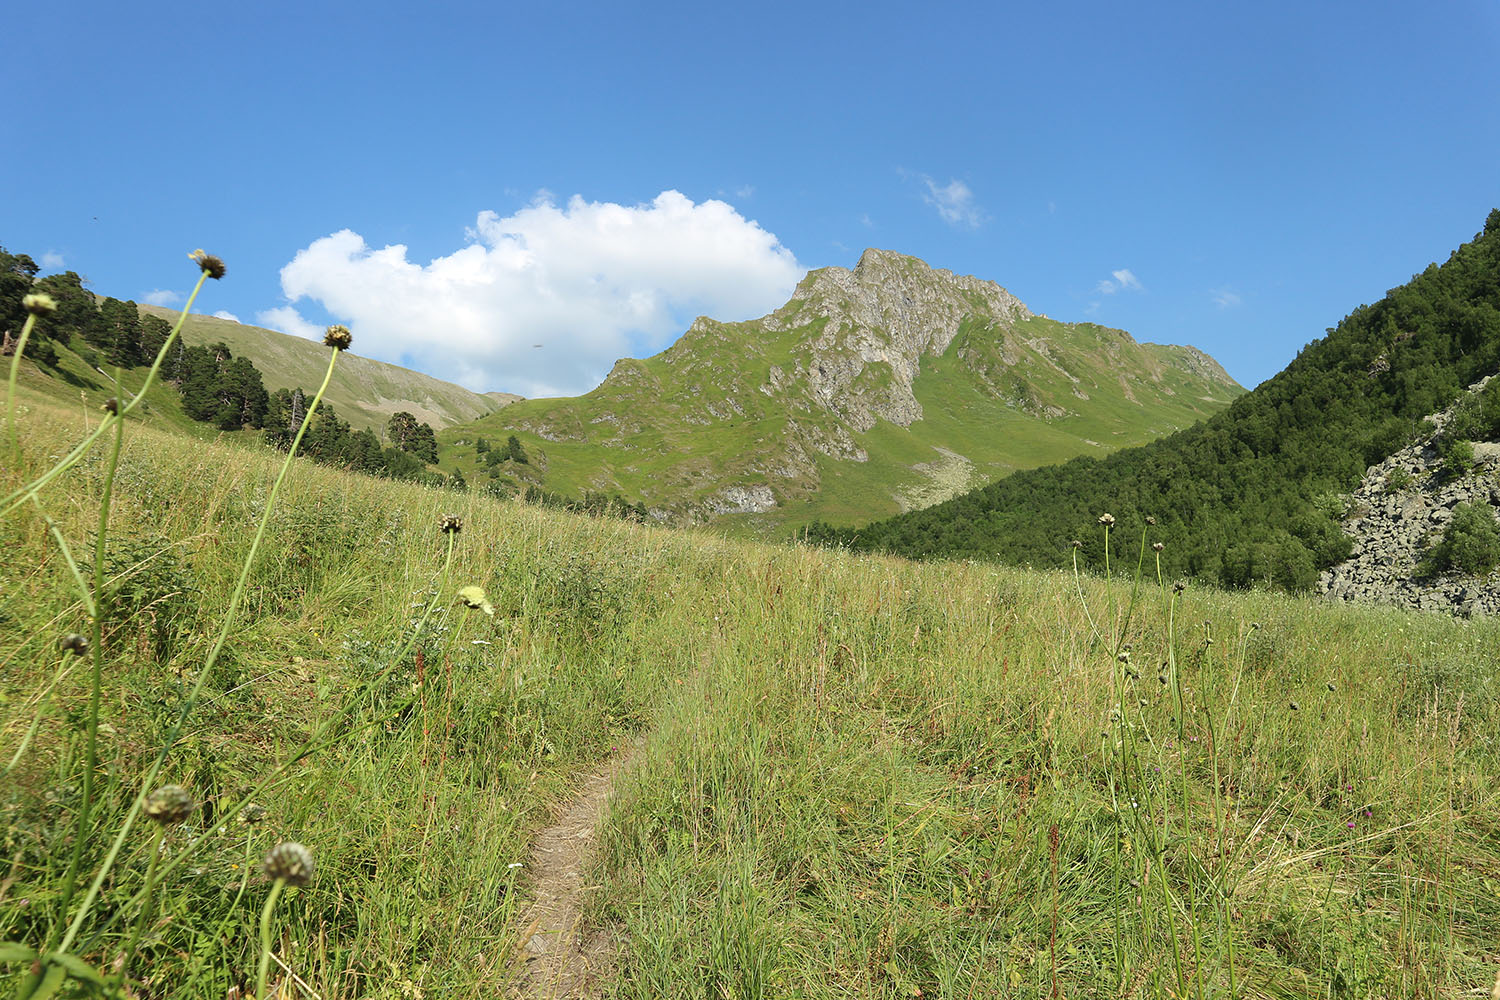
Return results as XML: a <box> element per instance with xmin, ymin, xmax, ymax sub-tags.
<box><xmin>513</xmin><ymin>751</ymin><xmax>632</xmax><ymax>998</ymax></box>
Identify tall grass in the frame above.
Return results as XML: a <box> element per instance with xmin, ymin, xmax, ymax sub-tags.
<box><xmin>593</xmin><ymin>528</ymin><xmax>1500</xmax><ymax>997</ymax></box>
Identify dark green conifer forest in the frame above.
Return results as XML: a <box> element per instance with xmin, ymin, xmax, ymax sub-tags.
<box><xmin>810</xmin><ymin>210</ymin><xmax>1500</xmax><ymax>590</ymax></box>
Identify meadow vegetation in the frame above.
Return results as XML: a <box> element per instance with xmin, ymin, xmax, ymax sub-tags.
<box><xmin>2</xmin><ymin>258</ymin><xmax>1498</xmax><ymax>999</ymax></box>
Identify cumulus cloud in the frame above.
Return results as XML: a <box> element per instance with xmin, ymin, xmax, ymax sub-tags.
<box><xmin>212</xmin><ymin>310</ymin><xmax>241</xmax><ymax>322</ymax></box>
<box><xmin>258</xmin><ymin>190</ymin><xmax>802</xmax><ymax>397</ymax></box>
<box><xmin>1210</xmin><ymin>287</ymin><xmax>1242</xmax><ymax>309</ymax></box>
<box><xmin>40</xmin><ymin>251</ymin><xmax>65</xmax><ymax>269</ymax></box>
<box><xmin>143</xmin><ymin>289</ymin><xmax>183</xmax><ymax>306</ymax></box>
<box><xmin>1096</xmin><ymin>269</ymin><xmax>1143</xmax><ymax>295</ymax></box>
<box><xmin>920</xmin><ymin>176</ymin><xmax>984</xmax><ymax>229</ymax></box>
<box><xmin>256</xmin><ymin>305</ymin><xmax>325</xmax><ymax>341</ymax></box>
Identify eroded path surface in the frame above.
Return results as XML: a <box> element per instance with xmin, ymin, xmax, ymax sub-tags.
<box><xmin>515</xmin><ymin>751</ymin><xmax>632</xmax><ymax>998</ymax></box>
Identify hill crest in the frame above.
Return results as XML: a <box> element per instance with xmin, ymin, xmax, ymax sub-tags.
<box><xmin>444</xmin><ymin>249</ymin><xmax>1242</xmax><ymax>529</ymax></box>
<box><xmin>139</xmin><ymin>305</ymin><xmax>520</xmax><ymax>433</ymax></box>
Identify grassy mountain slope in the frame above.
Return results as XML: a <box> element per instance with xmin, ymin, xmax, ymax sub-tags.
<box><xmin>441</xmin><ymin>249</ymin><xmax>1241</xmax><ymax>532</ymax></box>
<box><xmin>831</xmin><ymin>210</ymin><xmax>1500</xmax><ymax>589</ymax></box>
<box><xmin>5</xmin><ymin>381</ymin><xmax>1497</xmax><ymax>996</ymax></box>
<box><xmin>9</xmin><ymin>332</ymin><xmax>238</xmax><ymax>442</ymax></box>
<box><xmin>140</xmin><ymin>305</ymin><xmax>520</xmax><ymax>433</ymax></box>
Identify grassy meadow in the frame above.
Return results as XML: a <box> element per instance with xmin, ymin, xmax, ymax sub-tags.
<box><xmin>3</xmin><ymin>357</ymin><xmax>1499</xmax><ymax>997</ymax></box>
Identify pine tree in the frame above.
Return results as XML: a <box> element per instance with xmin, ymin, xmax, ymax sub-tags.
<box><xmin>33</xmin><ymin>272</ymin><xmax>105</xmax><ymax>348</ymax></box>
<box><xmin>138</xmin><ymin>314</ymin><xmax>172</xmax><ymax>363</ymax></box>
<box><xmin>97</xmin><ymin>298</ymin><xmax>141</xmax><ymax>365</ymax></box>
<box><xmin>506</xmin><ymin>435</ymin><xmax>529</xmax><ymax>464</ymax></box>
<box><xmin>387</xmin><ymin>411</ymin><xmax>419</xmax><ymax>450</ymax></box>
<box><xmin>411</xmin><ymin>423</ymin><xmax>438</xmax><ymax>464</ymax></box>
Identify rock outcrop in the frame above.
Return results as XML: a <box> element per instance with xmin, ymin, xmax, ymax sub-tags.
<box><xmin>1319</xmin><ymin>376</ymin><xmax>1500</xmax><ymax>616</ymax></box>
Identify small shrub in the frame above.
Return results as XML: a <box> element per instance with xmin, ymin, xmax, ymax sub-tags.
<box><xmin>1481</xmin><ymin>379</ymin><xmax>1500</xmax><ymax>440</ymax></box>
<box><xmin>1382</xmin><ymin>468</ymin><xmax>1413</xmax><ymax>493</ymax></box>
<box><xmin>1441</xmin><ymin>437</ymin><xmax>1475</xmax><ymax>475</ymax></box>
<box><xmin>1420</xmin><ymin>500</ymin><xmax>1500</xmax><ymax>576</ymax></box>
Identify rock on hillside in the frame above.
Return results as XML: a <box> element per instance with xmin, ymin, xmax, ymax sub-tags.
<box><xmin>1320</xmin><ymin>375</ymin><xmax>1500</xmax><ymax>616</ymax></box>
<box><xmin>452</xmin><ymin>249</ymin><xmax>1242</xmax><ymax>528</ymax></box>
<box><xmin>756</xmin><ymin>249</ymin><xmax>1034</xmax><ymax>430</ymax></box>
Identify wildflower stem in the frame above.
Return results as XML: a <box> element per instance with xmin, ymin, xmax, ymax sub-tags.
<box><xmin>1114</xmin><ymin>525</ymin><xmax>1149</xmax><ymax>656</ymax></box>
<box><xmin>115</xmin><ymin>826</ymin><xmax>167</xmax><ymax>989</ymax></box>
<box><xmin>5</xmin><ymin>313</ymin><xmax>38</xmax><ymax>469</ymax></box>
<box><xmin>1102</xmin><ymin>521</ymin><xmax>1116</xmax><ymax>642</ymax></box>
<box><xmin>47</xmin><ymin>404</ymin><xmax>124</xmax><ymax>953</ymax></box>
<box><xmin>1071</xmin><ymin>547</ymin><xmax>1105</xmax><ymax>649</ymax></box>
<box><xmin>256</xmin><ymin>878</ymin><xmax>288</xmax><ymax>1000</ymax></box>
<box><xmin>4</xmin><ymin>501</ymin><xmax>96</xmax><ymax>777</ymax></box>
<box><xmin>56</xmin><ymin>344</ymin><xmax>343</xmax><ymax>954</ymax></box>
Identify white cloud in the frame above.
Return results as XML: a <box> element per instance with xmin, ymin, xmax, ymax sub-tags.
<box><xmin>212</xmin><ymin>310</ymin><xmax>241</xmax><ymax>323</ymax></box>
<box><xmin>260</xmin><ymin>190</ymin><xmax>802</xmax><ymax>397</ymax></box>
<box><xmin>858</xmin><ymin>212</ymin><xmax>875</xmax><ymax>228</ymax></box>
<box><xmin>143</xmin><ymin>289</ymin><xmax>183</xmax><ymax>306</ymax></box>
<box><xmin>735</xmin><ymin>185</ymin><xmax>755</xmax><ymax>199</ymax></box>
<box><xmin>255</xmin><ymin>305</ymin><xmax>325</xmax><ymax>342</ymax></box>
<box><xmin>920</xmin><ymin>176</ymin><xmax>984</xmax><ymax>229</ymax></box>
<box><xmin>40</xmin><ymin>251</ymin><xmax>65</xmax><ymax>269</ymax></box>
<box><xmin>1210</xmin><ymin>287</ymin><xmax>1242</xmax><ymax>309</ymax></box>
<box><xmin>1095</xmin><ymin>268</ymin><xmax>1143</xmax><ymax>295</ymax></box>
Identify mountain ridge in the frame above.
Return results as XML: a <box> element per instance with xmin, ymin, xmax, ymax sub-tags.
<box><xmin>442</xmin><ymin>248</ymin><xmax>1242</xmax><ymax>530</ymax></box>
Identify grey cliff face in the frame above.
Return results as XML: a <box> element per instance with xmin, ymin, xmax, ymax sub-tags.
<box><xmin>761</xmin><ymin>248</ymin><xmax>1033</xmax><ymax>432</ymax></box>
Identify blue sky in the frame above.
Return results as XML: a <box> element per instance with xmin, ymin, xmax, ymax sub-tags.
<box><xmin>5</xmin><ymin>0</ymin><xmax>1498</xmax><ymax>397</ymax></box>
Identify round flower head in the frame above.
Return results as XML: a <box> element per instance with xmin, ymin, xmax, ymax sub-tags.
<box><xmin>439</xmin><ymin>514</ymin><xmax>463</xmax><ymax>534</ymax></box>
<box><xmin>239</xmin><ymin>803</ymin><xmax>268</xmax><ymax>825</ymax></box>
<box><xmin>1151</xmin><ymin>541</ymin><xmax>1164</xmax><ymax>552</ymax></box>
<box><xmin>263</xmin><ymin>842</ymin><xmax>315</xmax><ymax>886</ymax></box>
<box><xmin>323</xmin><ymin>325</ymin><xmax>353</xmax><ymax>350</ymax></box>
<box><xmin>22</xmin><ymin>293</ymin><xmax>57</xmax><ymax>316</ymax></box>
<box><xmin>59</xmin><ymin>633</ymin><xmax>90</xmax><ymax>656</ymax></box>
<box><xmin>457</xmin><ymin>585</ymin><xmax>495</xmax><ymax>616</ymax></box>
<box><xmin>1145</xmin><ymin>515</ymin><xmax>1157</xmax><ymax>526</ymax></box>
<box><xmin>188</xmin><ymin>249</ymin><xmax>226</xmax><ymax>280</ymax></box>
<box><xmin>143</xmin><ymin>784</ymin><xmax>196</xmax><ymax>825</ymax></box>
<box><xmin>1098</xmin><ymin>513</ymin><xmax>1116</xmax><ymax>527</ymax></box>
<box><xmin>102</xmin><ymin>397</ymin><xmax>119</xmax><ymax>415</ymax></box>
<box><xmin>1070</xmin><ymin>540</ymin><xmax>1082</xmax><ymax>549</ymax></box>
<box><xmin>1172</xmin><ymin>581</ymin><xmax>1186</xmax><ymax>594</ymax></box>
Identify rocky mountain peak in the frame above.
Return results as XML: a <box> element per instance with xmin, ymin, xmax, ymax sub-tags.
<box><xmin>752</xmin><ymin>250</ymin><xmax>1035</xmax><ymax>433</ymax></box>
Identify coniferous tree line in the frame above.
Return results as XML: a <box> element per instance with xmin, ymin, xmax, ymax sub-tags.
<box><xmin>809</xmin><ymin>210</ymin><xmax>1500</xmax><ymax>591</ymax></box>
<box><xmin>2</xmin><ymin>244</ymin><xmax>175</xmax><ymax>370</ymax></box>
<box><xmin>1</xmin><ymin>238</ymin><xmax>453</xmax><ymax>484</ymax></box>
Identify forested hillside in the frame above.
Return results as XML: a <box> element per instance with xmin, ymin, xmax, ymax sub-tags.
<box><xmin>814</xmin><ymin>210</ymin><xmax>1500</xmax><ymax>589</ymax></box>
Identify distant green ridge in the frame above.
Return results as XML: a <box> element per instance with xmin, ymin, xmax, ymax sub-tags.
<box><xmin>140</xmin><ymin>305</ymin><xmax>520</xmax><ymax>434</ymax></box>
<box><xmin>441</xmin><ymin>248</ymin><xmax>1242</xmax><ymax>533</ymax></box>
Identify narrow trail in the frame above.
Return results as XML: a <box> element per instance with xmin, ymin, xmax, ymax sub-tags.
<box><xmin>514</xmin><ymin>750</ymin><xmax>633</xmax><ymax>998</ymax></box>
